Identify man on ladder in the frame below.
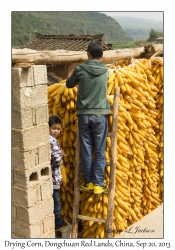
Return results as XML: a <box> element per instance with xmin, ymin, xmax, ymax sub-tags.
<box><xmin>66</xmin><ymin>40</ymin><xmax>110</xmax><ymax>195</ymax></box>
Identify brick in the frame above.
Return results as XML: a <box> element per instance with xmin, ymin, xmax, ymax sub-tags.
<box><xmin>12</xmin><ymin>105</ymin><xmax>48</xmax><ymax>129</ymax></box>
<box><xmin>12</xmin><ymin>219</ymin><xmax>43</xmax><ymax>238</ymax></box>
<box><xmin>28</xmin><ymin>186</ymin><xmax>42</xmax><ymax>207</ymax></box>
<box><xmin>33</xmin><ymin>65</ymin><xmax>47</xmax><ymax>85</ymax></box>
<box><xmin>40</xmin><ymin>179</ymin><xmax>53</xmax><ymax>200</ymax></box>
<box><xmin>40</xmin><ymin>166</ymin><xmax>52</xmax><ymax>179</ymax></box>
<box><xmin>12</xmin><ymin>130</ymin><xmax>23</xmax><ymax>151</ymax></box>
<box><xmin>12</xmin><ymin>67</ymin><xmax>34</xmax><ymax>88</ymax></box>
<box><xmin>29</xmin><ymin>221</ymin><xmax>44</xmax><ymax>238</ymax></box>
<box><xmin>12</xmin><ymin>219</ymin><xmax>29</xmax><ymax>238</ymax></box>
<box><xmin>43</xmin><ymin>230</ymin><xmax>55</xmax><ymax>238</ymax></box>
<box><xmin>12</xmin><ymin>172</ymin><xmax>14</xmax><ymax>185</ymax></box>
<box><xmin>12</xmin><ymin>108</ymin><xmax>35</xmax><ymax>129</ymax></box>
<box><xmin>12</xmin><ymin>185</ymin><xmax>41</xmax><ymax>207</ymax></box>
<box><xmin>38</xmin><ymin>142</ymin><xmax>51</xmax><ymax>165</ymax></box>
<box><xmin>12</xmin><ymin>124</ymin><xmax>49</xmax><ymax>151</ymax></box>
<box><xmin>12</xmin><ymin>233</ymin><xmax>27</xmax><ymax>239</ymax></box>
<box><xmin>12</xmin><ymin>186</ymin><xmax>28</xmax><ymax>207</ymax></box>
<box><xmin>12</xmin><ymin>149</ymin><xmax>38</xmax><ymax>171</ymax></box>
<box><xmin>35</xmin><ymin>104</ymin><xmax>48</xmax><ymax>125</ymax></box>
<box><xmin>12</xmin><ymin>204</ymin><xmax>17</xmax><ymax>219</ymax></box>
<box><xmin>13</xmin><ymin>169</ymin><xmax>39</xmax><ymax>189</ymax></box>
<box><xmin>13</xmin><ymin>164</ymin><xmax>51</xmax><ymax>189</ymax></box>
<box><xmin>12</xmin><ymin>85</ymin><xmax>47</xmax><ymax>110</ymax></box>
<box><xmin>16</xmin><ymin>197</ymin><xmax>54</xmax><ymax>225</ymax></box>
<box><xmin>43</xmin><ymin>214</ymin><xmax>54</xmax><ymax>235</ymax></box>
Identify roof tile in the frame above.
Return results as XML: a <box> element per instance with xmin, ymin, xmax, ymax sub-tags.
<box><xmin>20</xmin><ymin>32</ymin><xmax>112</xmax><ymax>51</ymax></box>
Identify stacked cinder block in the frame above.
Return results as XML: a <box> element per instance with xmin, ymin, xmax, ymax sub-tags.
<box><xmin>12</xmin><ymin>65</ymin><xmax>55</xmax><ymax>238</ymax></box>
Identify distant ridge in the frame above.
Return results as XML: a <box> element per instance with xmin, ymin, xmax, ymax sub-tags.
<box><xmin>112</xmin><ymin>16</ymin><xmax>163</xmax><ymax>40</ymax></box>
<box><xmin>113</xmin><ymin>16</ymin><xmax>163</xmax><ymax>30</ymax></box>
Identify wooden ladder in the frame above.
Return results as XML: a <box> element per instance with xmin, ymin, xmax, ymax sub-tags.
<box><xmin>71</xmin><ymin>86</ymin><xmax>120</xmax><ymax>238</ymax></box>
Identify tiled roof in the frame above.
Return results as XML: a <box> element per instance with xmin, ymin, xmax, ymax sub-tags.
<box><xmin>20</xmin><ymin>32</ymin><xmax>112</xmax><ymax>51</ymax></box>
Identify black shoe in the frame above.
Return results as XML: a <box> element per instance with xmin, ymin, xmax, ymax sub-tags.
<box><xmin>55</xmin><ymin>221</ymin><xmax>69</xmax><ymax>231</ymax></box>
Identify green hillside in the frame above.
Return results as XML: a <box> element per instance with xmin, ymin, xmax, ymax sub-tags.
<box><xmin>12</xmin><ymin>11</ymin><xmax>130</xmax><ymax>47</ymax></box>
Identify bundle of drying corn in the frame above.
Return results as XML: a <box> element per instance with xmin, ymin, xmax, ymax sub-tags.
<box><xmin>104</xmin><ymin>58</ymin><xmax>163</xmax><ymax>237</ymax></box>
<box><xmin>48</xmin><ymin>79</ymin><xmax>78</xmax><ymax>223</ymax></box>
<box><xmin>47</xmin><ymin>57</ymin><xmax>163</xmax><ymax>238</ymax></box>
<box><xmin>149</xmin><ymin>57</ymin><xmax>163</xmax><ymax>201</ymax></box>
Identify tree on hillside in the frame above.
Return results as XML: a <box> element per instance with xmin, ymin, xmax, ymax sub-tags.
<box><xmin>147</xmin><ymin>29</ymin><xmax>163</xmax><ymax>42</ymax></box>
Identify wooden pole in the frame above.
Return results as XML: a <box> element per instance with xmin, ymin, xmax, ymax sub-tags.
<box><xmin>71</xmin><ymin>127</ymin><xmax>80</xmax><ymax>238</ymax></box>
<box><xmin>12</xmin><ymin>44</ymin><xmax>163</xmax><ymax>65</ymax></box>
<box><xmin>106</xmin><ymin>86</ymin><xmax>120</xmax><ymax>238</ymax></box>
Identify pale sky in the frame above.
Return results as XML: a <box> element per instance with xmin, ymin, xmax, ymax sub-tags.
<box><xmin>101</xmin><ymin>12</ymin><xmax>163</xmax><ymax>22</ymax></box>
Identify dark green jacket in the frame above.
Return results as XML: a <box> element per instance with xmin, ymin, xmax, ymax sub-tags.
<box><xmin>66</xmin><ymin>60</ymin><xmax>110</xmax><ymax>115</ymax></box>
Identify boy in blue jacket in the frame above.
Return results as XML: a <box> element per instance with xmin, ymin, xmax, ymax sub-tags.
<box><xmin>66</xmin><ymin>40</ymin><xmax>110</xmax><ymax>194</ymax></box>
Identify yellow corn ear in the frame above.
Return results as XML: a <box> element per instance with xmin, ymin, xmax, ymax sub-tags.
<box><xmin>61</xmin><ymin>167</ymin><xmax>68</xmax><ymax>184</ymax></box>
<box><xmin>63</xmin><ymin>87</ymin><xmax>68</xmax><ymax>97</ymax></box>
<box><xmin>64</xmin><ymin>110</ymin><xmax>70</xmax><ymax>124</ymax></box>
<box><xmin>115</xmin><ymin>71</ymin><xmax>124</xmax><ymax>85</ymax></box>
<box><xmin>68</xmin><ymin>88</ymin><xmax>74</xmax><ymax>99</ymax></box>
<box><xmin>114</xmin><ymin>210</ymin><xmax>124</xmax><ymax>223</ymax></box>
<box><xmin>108</xmin><ymin>72</ymin><xmax>115</xmax><ymax>83</ymax></box>
<box><xmin>69</xmin><ymin>100</ymin><xmax>74</xmax><ymax>110</ymax></box>
<box><xmin>48</xmin><ymin>83</ymin><xmax>60</xmax><ymax>94</ymax></box>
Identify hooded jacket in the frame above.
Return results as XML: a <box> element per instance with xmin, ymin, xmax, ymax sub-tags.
<box><xmin>66</xmin><ymin>60</ymin><xmax>110</xmax><ymax>115</ymax></box>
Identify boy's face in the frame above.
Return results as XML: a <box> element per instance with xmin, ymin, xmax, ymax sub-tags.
<box><xmin>49</xmin><ymin>123</ymin><xmax>61</xmax><ymax>139</ymax></box>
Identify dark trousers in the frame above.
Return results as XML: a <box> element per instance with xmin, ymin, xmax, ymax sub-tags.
<box><xmin>53</xmin><ymin>189</ymin><xmax>63</xmax><ymax>226</ymax></box>
<box><xmin>78</xmin><ymin>114</ymin><xmax>108</xmax><ymax>186</ymax></box>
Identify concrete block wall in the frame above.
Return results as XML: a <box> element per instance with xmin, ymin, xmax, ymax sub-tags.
<box><xmin>12</xmin><ymin>65</ymin><xmax>55</xmax><ymax>238</ymax></box>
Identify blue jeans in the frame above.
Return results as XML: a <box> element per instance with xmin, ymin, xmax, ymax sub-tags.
<box><xmin>78</xmin><ymin>115</ymin><xmax>108</xmax><ymax>186</ymax></box>
<box><xmin>53</xmin><ymin>189</ymin><xmax>63</xmax><ymax>226</ymax></box>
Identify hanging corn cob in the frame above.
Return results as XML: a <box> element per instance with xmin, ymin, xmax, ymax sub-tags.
<box><xmin>47</xmin><ymin>57</ymin><xmax>163</xmax><ymax>238</ymax></box>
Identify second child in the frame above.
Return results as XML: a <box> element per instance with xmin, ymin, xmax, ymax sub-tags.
<box><xmin>49</xmin><ymin>115</ymin><xmax>68</xmax><ymax>230</ymax></box>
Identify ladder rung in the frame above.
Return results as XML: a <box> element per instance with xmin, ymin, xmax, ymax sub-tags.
<box><xmin>78</xmin><ymin>215</ymin><xmax>107</xmax><ymax>223</ymax></box>
<box><xmin>79</xmin><ymin>187</ymin><xmax>93</xmax><ymax>193</ymax></box>
<box><xmin>79</xmin><ymin>187</ymin><xmax>108</xmax><ymax>194</ymax></box>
